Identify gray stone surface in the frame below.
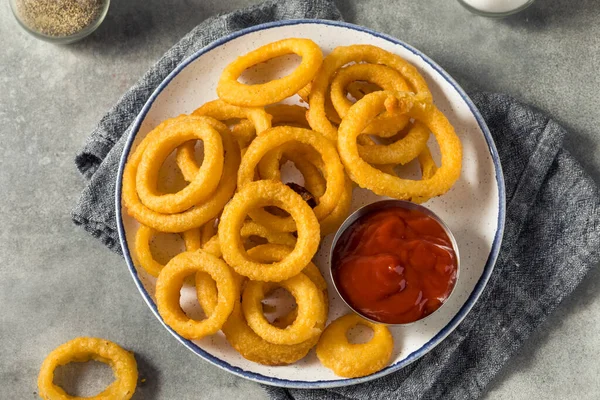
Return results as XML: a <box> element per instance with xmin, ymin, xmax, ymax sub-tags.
<box><xmin>0</xmin><ymin>0</ymin><xmax>598</xmax><ymax>398</ymax></box>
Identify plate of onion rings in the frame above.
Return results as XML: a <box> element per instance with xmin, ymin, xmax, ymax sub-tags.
<box><xmin>116</xmin><ymin>19</ymin><xmax>505</xmax><ymax>388</ymax></box>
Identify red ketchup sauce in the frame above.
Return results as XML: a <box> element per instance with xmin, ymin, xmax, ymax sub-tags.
<box><xmin>332</xmin><ymin>207</ymin><xmax>458</xmax><ymax>324</ymax></box>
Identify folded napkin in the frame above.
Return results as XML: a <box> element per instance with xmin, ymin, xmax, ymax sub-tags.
<box><xmin>72</xmin><ymin>1</ymin><xmax>600</xmax><ymax>399</ymax></box>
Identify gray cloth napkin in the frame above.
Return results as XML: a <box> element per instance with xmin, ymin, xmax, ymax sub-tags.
<box><xmin>72</xmin><ymin>1</ymin><xmax>600</xmax><ymax>399</ymax></box>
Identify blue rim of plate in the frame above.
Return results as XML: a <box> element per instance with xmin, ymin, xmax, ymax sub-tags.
<box><xmin>116</xmin><ymin>19</ymin><xmax>506</xmax><ymax>389</ymax></box>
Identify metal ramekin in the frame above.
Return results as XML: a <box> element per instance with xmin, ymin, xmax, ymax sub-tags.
<box><xmin>329</xmin><ymin>200</ymin><xmax>461</xmax><ymax>326</ymax></box>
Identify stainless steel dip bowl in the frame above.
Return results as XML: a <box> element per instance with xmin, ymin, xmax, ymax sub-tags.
<box><xmin>329</xmin><ymin>200</ymin><xmax>461</xmax><ymax>326</ymax></box>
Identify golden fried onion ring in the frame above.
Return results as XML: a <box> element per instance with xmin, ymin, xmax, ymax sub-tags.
<box><xmin>193</xmin><ymin>99</ymin><xmax>272</xmax><ymax>145</ymax></box>
<box><xmin>217</xmin><ymin>38</ymin><xmax>323</xmax><ymax>107</ymax></box>
<box><xmin>257</xmin><ymin>142</ymin><xmax>326</xmax><ymax>198</ymax></box>
<box><xmin>238</xmin><ymin>126</ymin><xmax>344</xmax><ymax>232</ymax></box>
<box><xmin>242</xmin><ymin>245</ymin><xmax>327</xmax><ymax>345</ymax></box>
<box><xmin>217</xmin><ymin>245</ymin><xmax>327</xmax><ymax>365</ymax></box>
<box><xmin>242</xmin><ymin>269</ymin><xmax>325</xmax><ymax>345</ymax></box>
<box><xmin>122</xmin><ymin>116</ymin><xmax>240</xmax><ymax>232</ymax></box>
<box><xmin>135</xmin><ymin>116</ymin><xmax>224</xmax><ymax>214</ymax></box>
<box><xmin>338</xmin><ymin>91</ymin><xmax>461</xmax><ymax>200</ymax></box>
<box><xmin>331</xmin><ymin>63</ymin><xmax>413</xmax><ymax>139</ymax></box>
<box><xmin>218</xmin><ymin>180</ymin><xmax>320</xmax><ymax>281</ymax></box>
<box><xmin>37</xmin><ymin>337</ymin><xmax>138</xmax><ymax>400</ymax></box>
<box><xmin>307</xmin><ymin>44</ymin><xmax>432</xmax><ymax>140</ymax></box>
<box><xmin>156</xmin><ymin>250</ymin><xmax>237</xmax><ymax>339</ymax></box>
<box><xmin>257</xmin><ymin>141</ymin><xmax>352</xmax><ymax>236</ymax></box>
<box><xmin>346</xmin><ymin>81</ymin><xmax>381</xmax><ymax>101</ymax></box>
<box><xmin>316</xmin><ymin>313</ymin><xmax>393</xmax><ymax>378</ymax></box>
<box><xmin>173</xmin><ymin>101</ymin><xmax>271</xmax><ymax>182</ymax></box>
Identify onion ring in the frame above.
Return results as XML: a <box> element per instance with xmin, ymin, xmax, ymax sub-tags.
<box><xmin>248</xmin><ymin>244</ymin><xmax>328</xmax><ymax>329</ymax></box>
<box><xmin>122</xmin><ymin>116</ymin><xmax>240</xmax><ymax>233</ymax></box>
<box><xmin>218</xmin><ymin>180</ymin><xmax>320</xmax><ymax>281</ymax></box>
<box><xmin>257</xmin><ymin>141</ymin><xmax>352</xmax><ymax>236</ymax></box>
<box><xmin>240</xmin><ymin>244</ymin><xmax>327</xmax><ymax>346</ymax></box>
<box><xmin>337</xmin><ymin>91</ymin><xmax>461</xmax><ymax>200</ymax></box>
<box><xmin>238</xmin><ymin>126</ymin><xmax>344</xmax><ymax>232</ymax></box>
<box><xmin>307</xmin><ymin>44</ymin><xmax>432</xmax><ymax>140</ymax></box>
<box><xmin>156</xmin><ymin>250</ymin><xmax>237</xmax><ymax>339</ymax></box>
<box><xmin>222</xmin><ymin>295</ymin><xmax>317</xmax><ymax>366</ymax></box>
<box><xmin>37</xmin><ymin>337</ymin><xmax>137</xmax><ymax>400</ymax></box>
<box><xmin>242</xmin><ymin>273</ymin><xmax>324</xmax><ymax>345</ymax></box>
<box><xmin>297</xmin><ymin>83</ymin><xmax>342</xmax><ymax>124</ymax></box>
<box><xmin>412</xmin><ymin>145</ymin><xmax>439</xmax><ymax>204</ymax></box>
<box><xmin>316</xmin><ymin>313</ymin><xmax>393</xmax><ymax>378</ymax></box>
<box><xmin>135</xmin><ymin>116</ymin><xmax>224</xmax><ymax>214</ymax></box>
<box><xmin>175</xmin><ymin>102</ymin><xmax>270</xmax><ymax>183</ymax></box>
<box><xmin>193</xmin><ymin>246</ymin><xmax>327</xmax><ymax>365</ymax></box>
<box><xmin>331</xmin><ymin>64</ymin><xmax>413</xmax><ymax>138</ymax></box>
<box><xmin>297</xmin><ymin>82</ymin><xmax>312</xmax><ymax>103</ymax></box>
<box><xmin>217</xmin><ymin>38</ymin><xmax>323</xmax><ymax>107</ymax></box>
<box><xmin>134</xmin><ymin>225</ymin><xmax>201</xmax><ymax>277</ymax></box>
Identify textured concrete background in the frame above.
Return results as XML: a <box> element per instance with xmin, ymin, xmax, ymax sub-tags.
<box><xmin>1</xmin><ymin>0</ymin><xmax>599</xmax><ymax>398</ymax></box>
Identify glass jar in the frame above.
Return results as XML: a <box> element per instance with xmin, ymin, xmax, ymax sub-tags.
<box><xmin>458</xmin><ymin>0</ymin><xmax>535</xmax><ymax>17</ymax></box>
<box><xmin>10</xmin><ymin>0</ymin><xmax>110</xmax><ymax>44</ymax></box>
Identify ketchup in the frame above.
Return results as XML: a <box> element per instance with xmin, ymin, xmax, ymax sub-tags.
<box><xmin>332</xmin><ymin>207</ymin><xmax>457</xmax><ymax>324</ymax></box>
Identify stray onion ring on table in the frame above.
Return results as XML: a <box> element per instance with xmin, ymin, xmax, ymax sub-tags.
<box><xmin>37</xmin><ymin>337</ymin><xmax>138</xmax><ymax>400</ymax></box>
<box><xmin>217</xmin><ymin>38</ymin><xmax>323</xmax><ymax>107</ymax></box>
<box><xmin>316</xmin><ymin>314</ymin><xmax>394</xmax><ymax>378</ymax></box>
<box><xmin>156</xmin><ymin>250</ymin><xmax>237</xmax><ymax>340</ymax></box>
<box><xmin>218</xmin><ymin>180</ymin><xmax>320</xmax><ymax>281</ymax></box>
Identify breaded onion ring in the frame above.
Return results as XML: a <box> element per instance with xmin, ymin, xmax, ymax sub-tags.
<box><xmin>156</xmin><ymin>250</ymin><xmax>237</xmax><ymax>340</ymax></box>
<box><xmin>316</xmin><ymin>313</ymin><xmax>393</xmax><ymax>378</ymax></box>
<box><xmin>217</xmin><ymin>38</ymin><xmax>323</xmax><ymax>107</ymax></box>
<box><xmin>218</xmin><ymin>180</ymin><xmax>320</xmax><ymax>281</ymax></box>
<box><xmin>338</xmin><ymin>91</ymin><xmax>461</xmax><ymax>200</ymax></box>
<box><xmin>37</xmin><ymin>337</ymin><xmax>137</xmax><ymax>400</ymax></box>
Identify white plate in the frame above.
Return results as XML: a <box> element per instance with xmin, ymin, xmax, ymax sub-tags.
<box><xmin>116</xmin><ymin>20</ymin><xmax>505</xmax><ymax>389</ymax></box>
